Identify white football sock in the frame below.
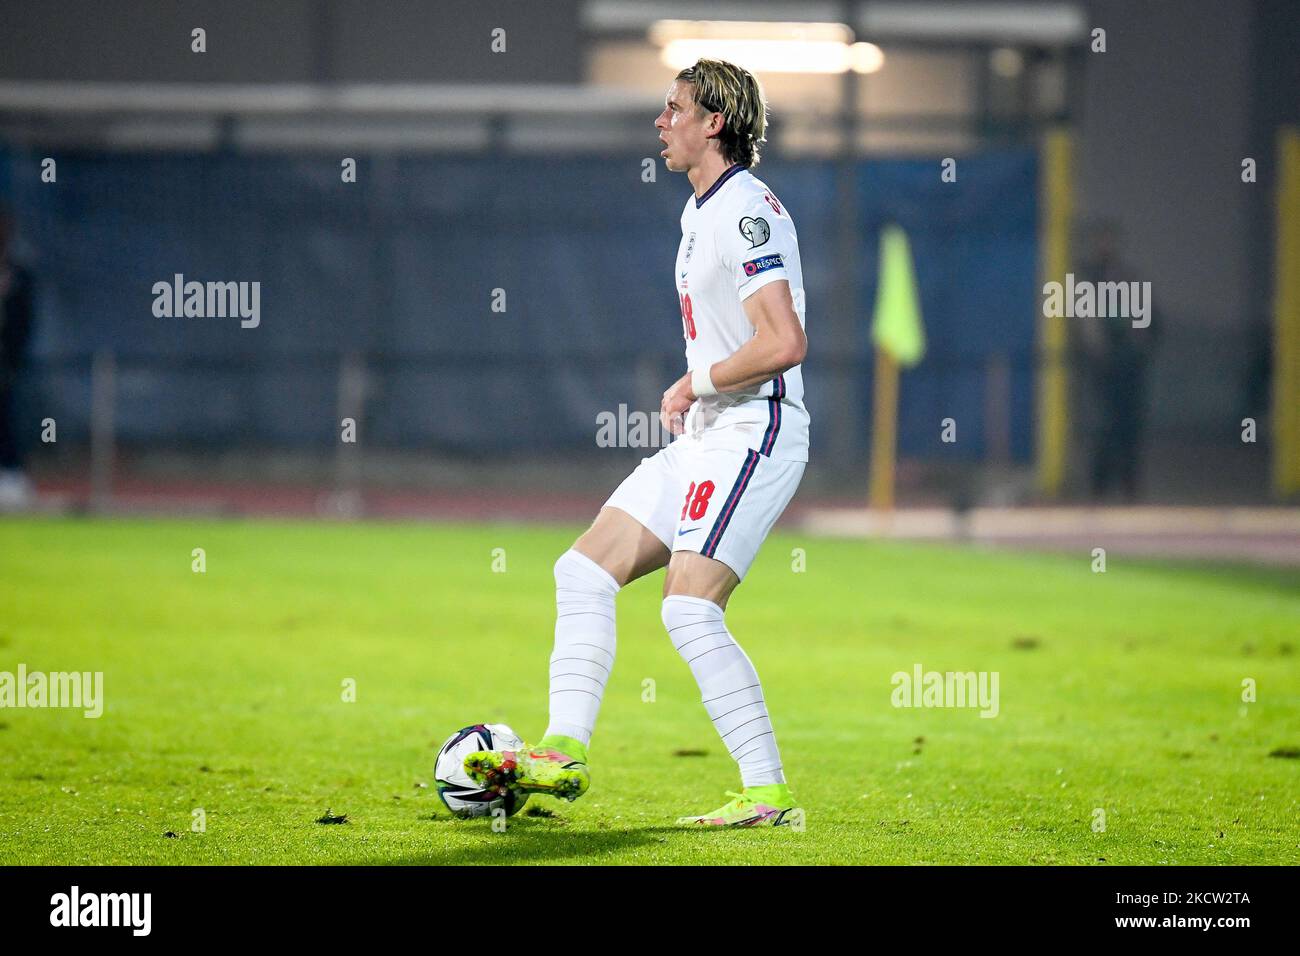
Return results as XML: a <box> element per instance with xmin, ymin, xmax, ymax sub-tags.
<box><xmin>661</xmin><ymin>594</ymin><xmax>785</xmax><ymax>787</ymax></box>
<box><xmin>543</xmin><ymin>549</ymin><xmax>620</xmax><ymax>747</ymax></box>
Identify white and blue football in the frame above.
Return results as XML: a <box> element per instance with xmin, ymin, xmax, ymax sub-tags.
<box><xmin>434</xmin><ymin>723</ymin><xmax>529</xmax><ymax>818</ymax></box>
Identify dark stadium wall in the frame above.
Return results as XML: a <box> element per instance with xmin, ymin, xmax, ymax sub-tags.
<box><xmin>1075</xmin><ymin>0</ymin><xmax>1258</xmax><ymax>438</ymax></box>
<box><xmin>0</xmin><ymin>0</ymin><xmax>584</xmax><ymax>83</ymax></box>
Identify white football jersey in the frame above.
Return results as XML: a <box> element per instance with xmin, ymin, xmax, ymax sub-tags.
<box><xmin>675</xmin><ymin>164</ymin><xmax>809</xmax><ymax>462</ymax></box>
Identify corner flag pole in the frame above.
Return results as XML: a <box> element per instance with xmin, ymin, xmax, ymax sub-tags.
<box><xmin>1035</xmin><ymin>127</ymin><xmax>1075</xmax><ymax>499</ymax></box>
<box><xmin>869</xmin><ymin>347</ymin><xmax>900</xmax><ymax>509</ymax></box>
<box><xmin>868</xmin><ymin>224</ymin><xmax>924</xmax><ymax>511</ymax></box>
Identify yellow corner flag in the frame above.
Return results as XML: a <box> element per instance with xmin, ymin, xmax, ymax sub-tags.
<box><xmin>869</xmin><ymin>224</ymin><xmax>924</xmax><ymax>510</ymax></box>
<box><xmin>871</xmin><ymin>224</ymin><xmax>925</xmax><ymax>367</ymax></box>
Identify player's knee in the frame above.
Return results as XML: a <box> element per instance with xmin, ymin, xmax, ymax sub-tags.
<box><xmin>554</xmin><ymin>548</ymin><xmax>619</xmax><ymax>595</ymax></box>
<box><xmin>554</xmin><ymin>549</ymin><xmax>588</xmax><ymax>587</ymax></box>
<box><xmin>661</xmin><ymin>593</ymin><xmax>724</xmax><ymax>635</ymax></box>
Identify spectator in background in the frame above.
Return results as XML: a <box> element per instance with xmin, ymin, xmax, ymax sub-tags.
<box><xmin>0</xmin><ymin>206</ymin><xmax>36</xmax><ymax>508</ymax></box>
<box><xmin>1075</xmin><ymin>220</ymin><xmax>1161</xmax><ymax>501</ymax></box>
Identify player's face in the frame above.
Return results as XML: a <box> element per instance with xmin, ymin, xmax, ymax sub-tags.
<box><xmin>655</xmin><ymin>81</ymin><xmax>714</xmax><ymax>173</ymax></box>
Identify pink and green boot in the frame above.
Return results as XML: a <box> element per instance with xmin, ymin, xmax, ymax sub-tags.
<box><xmin>463</xmin><ymin>734</ymin><xmax>590</xmax><ymax>803</ymax></box>
<box><xmin>676</xmin><ymin>783</ymin><xmax>800</xmax><ymax>827</ymax></box>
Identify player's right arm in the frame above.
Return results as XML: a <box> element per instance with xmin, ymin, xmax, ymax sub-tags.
<box><xmin>659</xmin><ymin>281</ymin><xmax>804</xmax><ymax>432</ymax></box>
<box><xmin>704</xmin><ymin>279</ymin><xmax>805</xmax><ymax>391</ymax></box>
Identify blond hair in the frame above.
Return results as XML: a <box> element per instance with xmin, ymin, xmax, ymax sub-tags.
<box><xmin>675</xmin><ymin>59</ymin><xmax>768</xmax><ymax>168</ymax></box>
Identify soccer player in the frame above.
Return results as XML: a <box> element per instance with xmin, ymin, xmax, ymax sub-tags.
<box><xmin>466</xmin><ymin>59</ymin><xmax>809</xmax><ymax>827</ymax></box>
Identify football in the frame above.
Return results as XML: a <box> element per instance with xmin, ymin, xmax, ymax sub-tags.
<box><xmin>434</xmin><ymin>723</ymin><xmax>530</xmax><ymax>818</ymax></box>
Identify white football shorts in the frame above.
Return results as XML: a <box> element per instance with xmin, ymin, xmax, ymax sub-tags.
<box><xmin>603</xmin><ymin>435</ymin><xmax>805</xmax><ymax>581</ymax></box>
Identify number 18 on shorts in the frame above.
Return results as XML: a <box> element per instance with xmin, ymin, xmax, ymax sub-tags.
<box><xmin>604</xmin><ymin>439</ymin><xmax>806</xmax><ymax>581</ymax></box>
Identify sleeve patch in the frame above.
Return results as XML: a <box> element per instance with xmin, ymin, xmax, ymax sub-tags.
<box><xmin>742</xmin><ymin>253</ymin><xmax>785</xmax><ymax>277</ymax></box>
<box><xmin>738</xmin><ymin>216</ymin><xmax>771</xmax><ymax>248</ymax></box>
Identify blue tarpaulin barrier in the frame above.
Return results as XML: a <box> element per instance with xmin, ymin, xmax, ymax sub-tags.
<box><xmin>1</xmin><ymin>148</ymin><xmax>1036</xmax><ymax>460</ymax></box>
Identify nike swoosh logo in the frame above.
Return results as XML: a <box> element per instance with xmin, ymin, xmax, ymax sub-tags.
<box><xmin>678</xmin><ymin>527</ymin><xmax>702</xmax><ymax>536</ymax></box>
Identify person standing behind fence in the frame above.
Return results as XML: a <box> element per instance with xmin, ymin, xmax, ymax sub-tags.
<box><xmin>0</xmin><ymin>207</ymin><xmax>36</xmax><ymax>509</ymax></box>
<box><xmin>1076</xmin><ymin>221</ymin><xmax>1160</xmax><ymax>501</ymax></box>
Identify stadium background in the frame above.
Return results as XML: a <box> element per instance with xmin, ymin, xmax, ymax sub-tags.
<box><xmin>0</xmin><ymin>0</ymin><xmax>1295</xmax><ymax>530</ymax></box>
<box><xmin>1</xmin><ymin>0</ymin><xmax>1299</xmax><ymax>871</ymax></box>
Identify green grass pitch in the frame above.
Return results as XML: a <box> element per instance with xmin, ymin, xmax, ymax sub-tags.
<box><xmin>1</xmin><ymin>516</ymin><xmax>1297</xmax><ymax>865</ymax></box>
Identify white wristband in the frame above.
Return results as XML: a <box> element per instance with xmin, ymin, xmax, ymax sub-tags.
<box><xmin>691</xmin><ymin>365</ymin><xmax>718</xmax><ymax>398</ymax></box>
